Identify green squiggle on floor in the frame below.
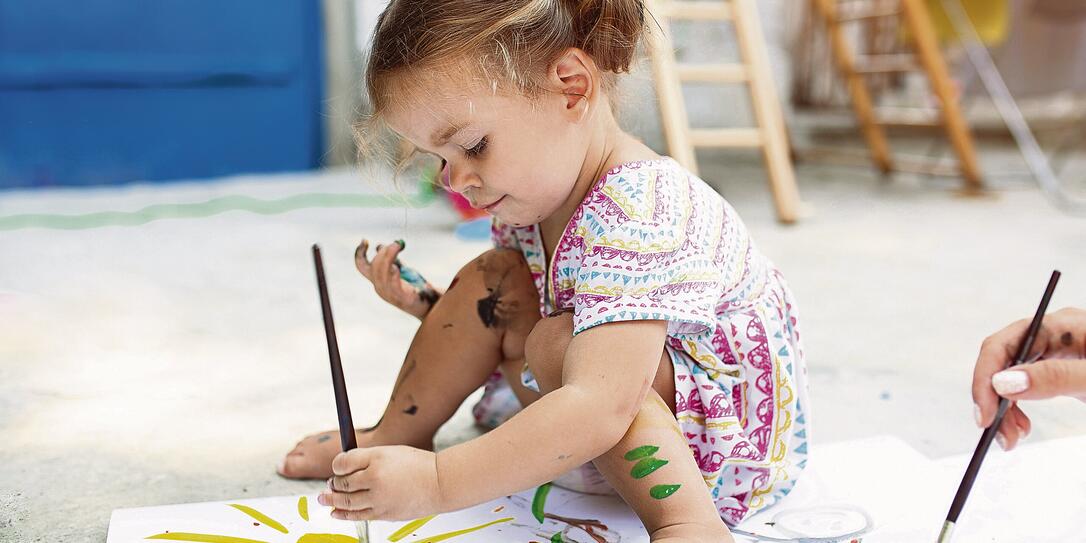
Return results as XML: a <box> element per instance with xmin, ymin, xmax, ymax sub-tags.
<box><xmin>0</xmin><ymin>191</ymin><xmax>435</xmax><ymax>231</ymax></box>
<box><xmin>531</xmin><ymin>482</ymin><xmax>552</xmax><ymax>523</ymax></box>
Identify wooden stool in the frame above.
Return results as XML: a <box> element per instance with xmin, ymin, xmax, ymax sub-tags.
<box><xmin>809</xmin><ymin>0</ymin><xmax>984</xmax><ymax>191</ymax></box>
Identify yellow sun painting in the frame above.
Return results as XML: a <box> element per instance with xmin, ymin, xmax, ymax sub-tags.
<box><xmin>144</xmin><ymin>496</ymin><xmax>513</xmax><ymax>543</ymax></box>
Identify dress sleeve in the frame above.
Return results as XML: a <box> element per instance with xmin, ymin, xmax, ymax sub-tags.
<box><xmin>571</xmin><ymin>217</ymin><xmax>723</xmax><ymax>337</ymax></box>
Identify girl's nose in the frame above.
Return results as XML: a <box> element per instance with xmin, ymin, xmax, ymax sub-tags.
<box><xmin>445</xmin><ymin>161</ymin><xmax>482</xmax><ymax>194</ymax></box>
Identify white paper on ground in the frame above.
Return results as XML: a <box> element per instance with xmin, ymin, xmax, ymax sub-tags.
<box><xmin>108</xmin><ymin>435</ymin><xmax>1086</xmax><ymax>543</ymax></box>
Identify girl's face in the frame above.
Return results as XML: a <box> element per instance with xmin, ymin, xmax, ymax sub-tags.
<box><xmin>384</xmin><ymin>74</ymin><xmax>594</xmax><ymax>227</ymax></box>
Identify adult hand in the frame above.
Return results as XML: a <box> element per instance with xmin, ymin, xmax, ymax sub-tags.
<box><xmin>972</xmin><ymin>307</ymin><xmax>1086</xmax><ymax>451</ymax></box>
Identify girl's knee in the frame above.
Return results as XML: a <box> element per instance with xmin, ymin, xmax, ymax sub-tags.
<box><xmin>524</xmin><ymin>311</ymin><xmax>574</xmax><ymax>390</ymax></box>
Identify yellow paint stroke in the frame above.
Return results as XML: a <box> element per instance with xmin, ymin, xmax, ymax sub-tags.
<box><xmin>146</xmin><ymin>533</ymin><xmax>269</xmax><ymax>543</ymax></box>
<box><xmin>228</xmin><ymin>504</ymin><xmax>289</xmax><ymax>534</ymax></box>
<box><xmin>296</xmin><ymin>534</ymin><xmax>358</xmax><ymax>543</ymax></box>
<box><xmin>298</xmin><ymin>496</ymin><xmax>310</xmax><ymax>521</ymax></box>
<box><xmin>388</xmin><ymin>515</ymin><xmax>438</xmax><ymax>542</ymax></box>
<box><xmin>412</xmin><ymin>517</ymin><xmax>514</xmax><ymax>543</ymax></box>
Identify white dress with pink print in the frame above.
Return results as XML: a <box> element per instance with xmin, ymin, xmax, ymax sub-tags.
<box><xmin>472</xmin><ymin>157</ymin><xmax>809</xmax><ymax>525</ymax></box>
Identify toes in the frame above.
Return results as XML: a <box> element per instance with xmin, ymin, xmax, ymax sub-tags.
<box><xmin>278</xmin><ymin>452</ymin><xmax>324</xmax><ymax>479</ymax></box>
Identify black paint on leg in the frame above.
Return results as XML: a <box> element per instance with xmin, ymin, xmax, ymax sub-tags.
<box><xmin>418</xmin><ymin>287</ymin><xmax>441</xmax><ymax>307</ymax></box>
<box><xmin>1061</xmin><ymin>331</ymin><xmax>1073</xmax><ymax>346</ymax></box>
<box><xmin>403</xmin><ymin>405</ymin><xmax>418</xmax><ymax>415</ymax></box>
<box><xmin>317</xmin><ymin>435</ymin><xmax>332</xmax><ymax>443</ymax></box>
<box><xmin>477</xmin><ymin>290</ymin><xmax>502</xmax><ymax>328</ymax></box>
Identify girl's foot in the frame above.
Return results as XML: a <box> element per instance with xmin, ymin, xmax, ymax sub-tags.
<box><xmin>277</xmin><ymin>429</ymin><xmax>433</xmax><ymax>480</ymax></box>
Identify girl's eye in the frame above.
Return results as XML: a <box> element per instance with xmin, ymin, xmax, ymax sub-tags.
<box><xmin>465</xmin><ymin>136</ymin><xmax>488</xmax><ymax>158</ymax></box>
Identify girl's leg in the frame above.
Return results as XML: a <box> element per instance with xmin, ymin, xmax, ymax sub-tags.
<box><xmin>526</xmin><ymin>313</ymin><xmax>734</xmax><ymax>543</ymax></box>
<box><xmin>280</xmin><ymin>249</ymin><xmax>541</xmax><ymax>479</ymax></box>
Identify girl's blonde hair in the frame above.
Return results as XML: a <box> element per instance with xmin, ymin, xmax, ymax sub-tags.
<box><xmin>358</xmin><ymin>0</ymin><xmax>647</xmax><ymax>158</ymax></box>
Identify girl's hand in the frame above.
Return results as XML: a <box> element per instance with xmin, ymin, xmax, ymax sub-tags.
<box><xmin>354</xmin><ymin>239</ymin><xmax>437</xmax><ymax>320</ymax></box>
<box><xmin>319</xmin><ymin>446</ymin><xmax>444</xmax><ymax>521</ymax></box>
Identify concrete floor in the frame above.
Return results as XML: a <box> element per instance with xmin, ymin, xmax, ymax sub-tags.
<box><xmin>2</xmin><ymin>143</ymin><xmax>1085</xmax><ymax>541</ymax></box>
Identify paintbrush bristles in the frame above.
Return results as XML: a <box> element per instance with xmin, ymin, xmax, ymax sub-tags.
<box><xmin>312</xmin><ymin>244</ymin><xmax>359</xmax><ymax>452</ymax></box>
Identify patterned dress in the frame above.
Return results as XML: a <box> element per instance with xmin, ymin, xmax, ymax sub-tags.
<box><xmin>471</xmin><ymin>157</ymin><xmax>809</xmax><ymax>525</ymax></box>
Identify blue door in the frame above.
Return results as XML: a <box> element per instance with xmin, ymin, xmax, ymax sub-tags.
<box><xmin>0</xmin><ymin>1</ymin><xmax>325</xmax><ymax>188</ymax></box>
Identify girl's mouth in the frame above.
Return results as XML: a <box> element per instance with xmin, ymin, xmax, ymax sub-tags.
<box><xmin>481</xmin><ymin>196</ymin><xmax>506</xmax><ymax>212</ymax></box>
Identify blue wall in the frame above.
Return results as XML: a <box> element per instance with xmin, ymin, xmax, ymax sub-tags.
<box><xmin>0</xmin><ymin>1</ymin><xmax>325</xmax><ymax>188</ymax></box>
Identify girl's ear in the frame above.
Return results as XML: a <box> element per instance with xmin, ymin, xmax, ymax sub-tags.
<box><xmin>550</xmin><ymin>48</ymin><xmax>598</xmax><ymax>116</ymax></box>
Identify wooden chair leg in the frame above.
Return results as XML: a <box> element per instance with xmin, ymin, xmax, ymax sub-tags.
<box><xmin>732</xmin><ymin>0</ymin><xmax>800</xmax><ymax>223</ymax></box>
<box><xmin>900</xmin><ymin>0</ymin><xmax>983</xmax><ymax>191</ymax></box>
<box><xmin>645</xmin><ymin>0</ymin><xmax>699</xmax><ymax>175</ymax></box>
<box><xmin>812</xmin><ymin>0</ymin><xmax>894</xmax><ymax>174</ymax></box>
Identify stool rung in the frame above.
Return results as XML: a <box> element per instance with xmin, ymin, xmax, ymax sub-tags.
<box><xmin>690</xmin><ymin>128</ymin><xmax>763</xmax><ymax>147</ymax></box>
<box><xmin>677</xmin><ymin>63</ymin><xmax>748</xmax><ymax>83</ymax></box>
<box><xmin>854</xmin><ymin>53</ymin><xmax>918</xmax><ymax>73</ymax></box>
<box><xmin>656</xmin><ymin>1</ymin><xmax>733</xmax><ymax>20</ymax></box>
<box><xmin>836</xmin><ymin>0</ymin><xmax>900</xmax><ymax>21</ymax></box>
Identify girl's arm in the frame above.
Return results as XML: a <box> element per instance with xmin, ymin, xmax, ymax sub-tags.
<box><xmin>435</xmin><ymin>319</ymin><xmax>668</xmax><ymax>509</ymax></box>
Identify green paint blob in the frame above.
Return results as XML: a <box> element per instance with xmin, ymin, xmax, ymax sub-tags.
<box><xmin>532</xmin><ymin>483</ymin><xmax>553</xmax><ymax>523</ymax></box>
<box><xmin>623</xmin><ymin>445</ymin><xmax>660</xmax><ymax>461</ymax></box>
<box><xmin>630</xmin><ymin>457</ymin><xmax>669</xmax><ymax>479</ymax></box>
<box><xmin>550</xmin><ymin>532</ymin><xmax>566</xmax><ymax>543</ymax></box>
<box><xmin>649</xmin><ymin>484</ymin><xmax>682</xmax><ymax>500</ymax></box>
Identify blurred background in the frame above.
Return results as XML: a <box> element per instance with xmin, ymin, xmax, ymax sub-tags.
<box><xmin>1</xmin><ymin>1</ymin><xmax>1084</xmax><ymax>540</ymax></box>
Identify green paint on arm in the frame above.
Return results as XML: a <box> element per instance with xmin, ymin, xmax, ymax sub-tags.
<box><xmin>297</xmin><ymin>496</ymin><xmax>309</xmax><ymax>521</ymax></box>
<box><xmin>145</xmin><ymin>533</ymin><xmax>270</xmax><ymax>543</ymax></box>
<box><xmin>649</xmin><ymin>484</ymin><xmax>681</xmax><ymax>500</ymax></box>
<box><xmin>388</xmin><ymin>515</ymin><xmax>438</xmax><ymax>542</ymax></box>
<box><xmin>623</xmin><ymin>445</ymin><xmax>659</xmax><ymax>461</ymax></box>
<box><xmin>532</xmin><ymin>483</ymin><xmax>552</xmax><ymax>523</ymax></box>
<box><xmin>630</xmin><ymin>457</ymin><xmax>669</xmax><ymax>479</ymax></box>
<box><xmin>227</xmin><ymin>504</ymin><xmax>288</xmax><ymax>534</ymax></box>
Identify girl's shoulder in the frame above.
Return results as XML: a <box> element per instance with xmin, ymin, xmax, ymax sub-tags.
<box><xmin>580</xmin><ymin>156</ymin><xmax>723</xmax><ymax>230</ymax></box>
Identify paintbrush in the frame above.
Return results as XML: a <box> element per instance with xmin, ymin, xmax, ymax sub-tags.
<box><xmin>936</xmin><ymin>269</ymin><xmax>1061</xmax><ymax>543</ymax></box>
<box><xmin>312</xmin><ymin>244</ymin><xmax>370</xmax><ymax>543</ymax></box>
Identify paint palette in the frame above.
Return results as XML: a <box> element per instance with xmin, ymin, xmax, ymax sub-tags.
<box><xmin>107</xmin><ymin>485</ymin><xmax>649</xmax><ymax>543</ymax></box>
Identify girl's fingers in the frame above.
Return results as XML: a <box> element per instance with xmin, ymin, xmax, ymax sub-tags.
<box><xmin>372</xmin><ymin>242</ymin><xmax>404</xmax><ymax>288</ymax></box>
<box><xmin>331</xmin><ymin>449</ymin><xmax>372</xmax><ymax>477</ymax></box>
<box><xmin>997</xmin><ymin>405</ymin><xmax>1030</xmax><ymax>451</ymax></box>
<box><xmin>331</xmin><ymin>508</ymin><xmax>377</xmax><ymax>521</ymax></box>
<box><xmin>319</xmin><ymin>489</ymin><xmax>371</xmax><ymax>511</ymax></box>
<box><xmin>354</xmin><ymin>240</ymin><xmax>372</xmax><ymax>278</ymax></box>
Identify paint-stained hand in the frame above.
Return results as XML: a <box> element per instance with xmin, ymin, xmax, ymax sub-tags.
<box><xmin>972</xmin><ymin>307</ymin><xmax>1086</xmax><ymax>451</ymax></box>
<box><xmin>355</xmin><ymin>239</ymin><xmax>440</xmax><ymax>320</ymax></box>
<box><xmin>319</xmin><ymin>445</ymin><xmax>444</xmax><ymax>521</ymax></box>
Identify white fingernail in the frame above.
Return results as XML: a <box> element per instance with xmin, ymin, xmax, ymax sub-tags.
<box><xmin>995</xmin><ymin>433</ymin><xmax>1007</xmax><ymax>451</ymax></box>
<box><xmin>992</xmin><ymin>370</ymin><xmax>1030</xmax><ymax>395</ymax></box>
<box><xmin>973</xmin><ymin>404</ymin><xmax>983</xmax><ymax>428</ymax></box>
<box><xmin>276</xmin><ymin>459</ymin><xmax>285</xmax><ymax>474</ymax></box>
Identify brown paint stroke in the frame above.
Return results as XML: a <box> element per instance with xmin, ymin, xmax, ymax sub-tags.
<box><xmin>545</xmin><ymin>513</ymin><xmax>610</xmax><ymax>543</ymax></box>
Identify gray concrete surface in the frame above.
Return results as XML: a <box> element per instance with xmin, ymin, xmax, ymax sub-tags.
<box><xmin>2</xmin><ymin>143</ymin><xmax>1085</xmax><ymax>541</ymax></box>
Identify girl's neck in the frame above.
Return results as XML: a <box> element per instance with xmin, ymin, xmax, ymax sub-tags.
<box><xmin>538</xmin><ymin>109</ymin><xmax>658</xmax><ymax>249</ymax></box>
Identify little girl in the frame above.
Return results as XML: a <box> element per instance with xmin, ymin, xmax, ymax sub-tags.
<box><xmin>279</xmin><ymin>1</ymin><xmax>809</xmax><ymax>540</ymax></box>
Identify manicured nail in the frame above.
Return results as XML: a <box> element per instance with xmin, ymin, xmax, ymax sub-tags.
<box><xmin>396</xmin><ymin>239</ymin><xmax>405</xmax><ymax>249</ymax></box>
<box><xmin>973</xmin><ymin>404</ymin><xmax>983</xmax><ymax>428</ymax></box>
<box><xmin>995</xmin><ymin>433</ymin><xmax>1007</xmax><ymax>451</ymax></box>
<box><xmin>275</xmin><ymin>459</ymin><xmax>285</xmax><ymax>474</ymax></box>
<box><xmin>317</xmin><ymin>493</ymin><xmax>328</xmax><ymax>506</ymax></box>
<box><xmin>992</xmin><ymin>370</ymin><xmax>1030</xmax><ymax>395</ymax></box>
<box><xmin>330</xmin><ymin>510</ymin><xmax>343</xmax><ymax>520</ymax></box>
